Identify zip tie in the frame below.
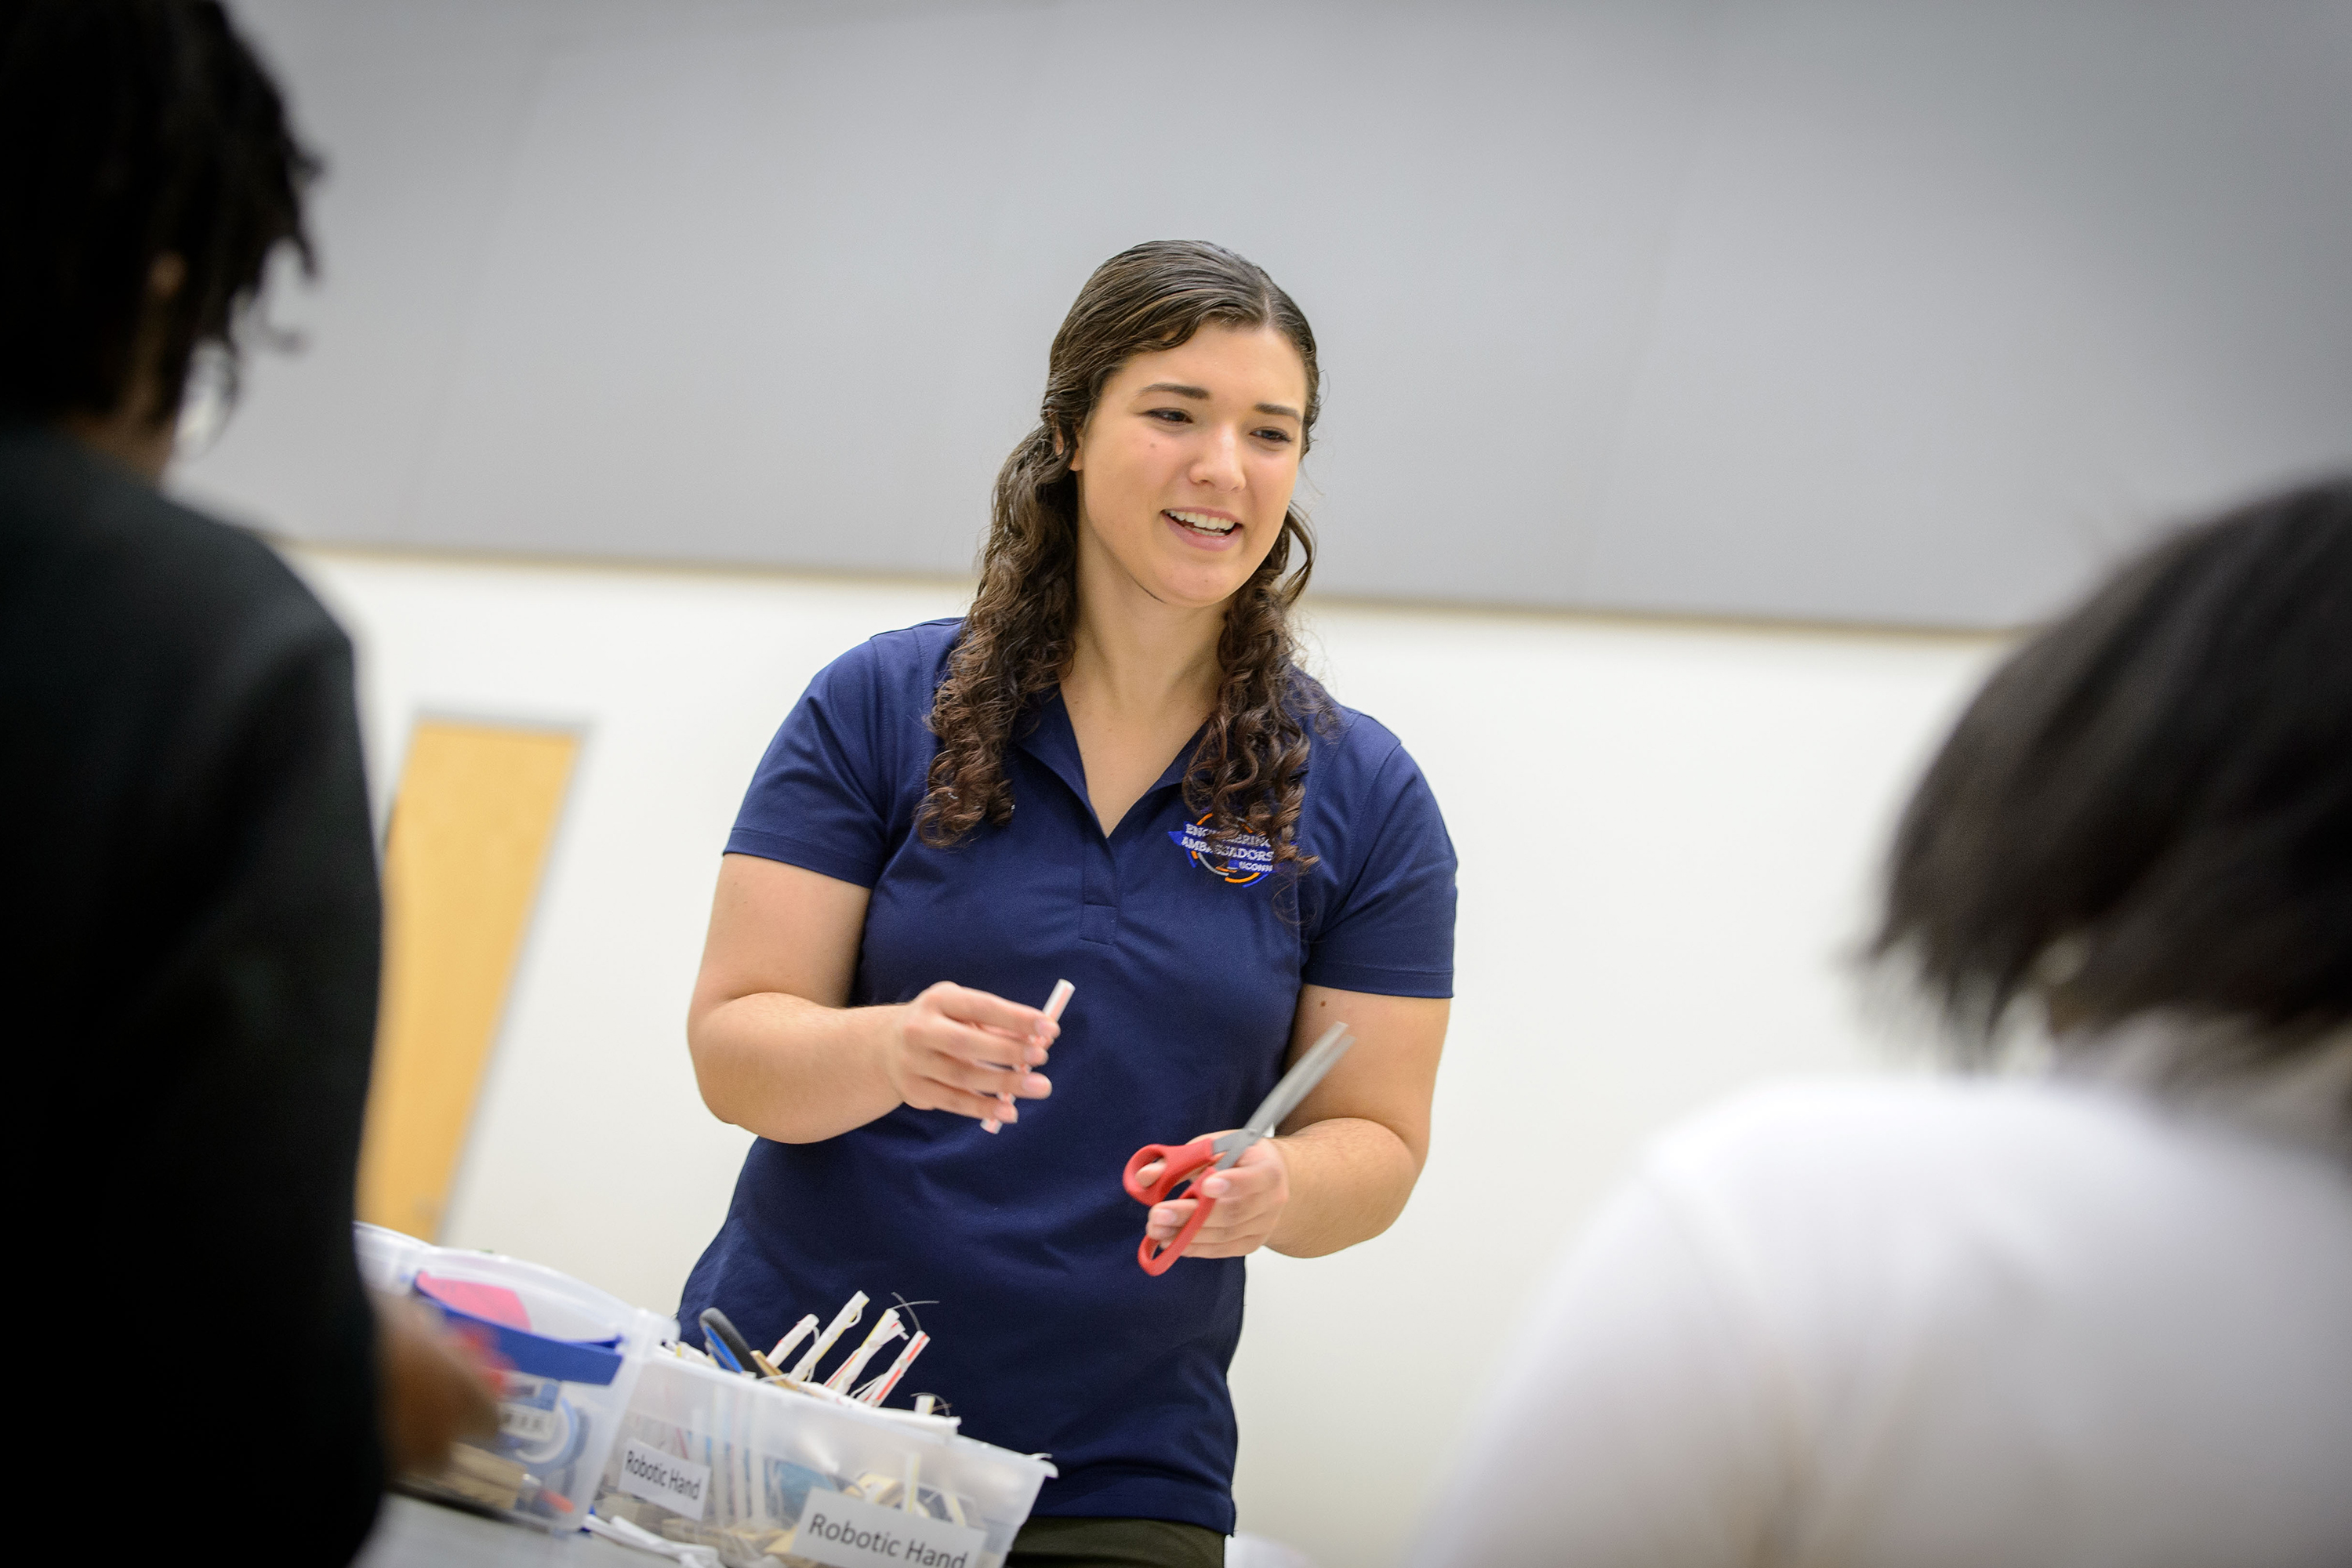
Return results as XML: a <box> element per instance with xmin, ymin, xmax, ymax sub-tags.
<box><xmin>985</xmin><ymin>978</ymin><xmax>1073</xmax><ymax>1134</ymax></box>
<box><xmin>768</xmin><ymin>1315</ymin><xmax>818</xmax><ymax>1367</ymax></box>
<box><xmin>790</xmin><ymin>1292</ymin><xmax>866</xmax><ymax>1382</ymax></box>
<box><xmin>855</xmin><ymin>1331</ymin><xmax>931</xmax><ymax>1406</ymax></box>
<box><xmin>823</xmin><ymin>1308</ymin><xmax>905</xmax><ymax>1392</ymax></box>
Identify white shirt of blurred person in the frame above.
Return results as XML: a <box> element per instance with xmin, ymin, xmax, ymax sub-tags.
<box><xmin>1414</xmin><ymin>480</ymin><xmax>2352</xmax><ymax>1568</ymax></box>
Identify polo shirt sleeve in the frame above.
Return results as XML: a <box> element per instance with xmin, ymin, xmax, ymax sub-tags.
<box><xmin>725</xmin><ymin>641</ymin><xmax>898</xmax><ymax>887</ymax></box>
<box><xmin>1302</xmin><ymin>741</ymin><xmax>1457</xmax><ymax>998</ymax></box>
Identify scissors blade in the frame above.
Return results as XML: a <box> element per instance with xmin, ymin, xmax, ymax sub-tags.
<box><xmin>1240</xmin><ymin>1022</ymin><xmax>1356</xmax><ymax>1138</ymax></box>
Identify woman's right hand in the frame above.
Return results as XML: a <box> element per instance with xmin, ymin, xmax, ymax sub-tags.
<box><xmin>692</xmin><ymin>858</ymin><xmax>1062</xmax><ymax>1142</ymax></box>
<box><xmin>882</xmin><ymin>982</ymin><xmax>1058</xmax><ymax>1123</ymax></box>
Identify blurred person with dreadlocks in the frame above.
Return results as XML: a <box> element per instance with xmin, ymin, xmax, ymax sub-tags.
<box><xmin>1</xmin><ymin>2</ymin><xmax>492</xmax><ymax>1556</ymax></box>
<box><xmin>1415</xmin><ymin>479</ymin><xmax>2352</xmax><ymax>1568</ymax></box>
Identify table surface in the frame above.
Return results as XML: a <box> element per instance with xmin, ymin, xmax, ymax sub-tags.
<box><xmin>353</xmin><ymin>1494</ymin><xmax>652</xmax><ymax>1567</ymax></box>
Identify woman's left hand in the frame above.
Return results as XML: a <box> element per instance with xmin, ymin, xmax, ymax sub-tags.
<box><xmin>1138</xmin><ymin>1138</ymin><xmax>1291</xmax><ymax>1259</ymax></box>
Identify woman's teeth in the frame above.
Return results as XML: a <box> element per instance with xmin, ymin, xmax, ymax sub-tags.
<box><xmin>1167</xmin><ymin>510</ymin><xmax>1237</xmax><ymax>536</ymax></box>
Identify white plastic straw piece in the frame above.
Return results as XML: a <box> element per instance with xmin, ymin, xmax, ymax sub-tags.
<box><xmin>768</xmin><ymin>1314</ymin><xmax>819</xmax><ymax>1367</ymax></box>
<box><xmin>775</xmin><ymin>1377</ymin><xmax>864</xmax><ymax>1410</ymax></box>
<box><xmin>855</xmin><ymin>1330</ymin><xmax>931</xmax><ymax>1406</ymax></box>
<box><xmin>914</xmin><ymin>1395</ymin><xmax>937</xmax><ymax>1417</ymax></box>
<box><xmin>791</xmin><ymin>1292</ymin><xmax>867</xmax><ymax>1382</ymax></box>
<box><xmin>586</xmin><ymin>1512</ymin><xmax>712</xmax><ymax>1564</ymax></box>
<box><xmin>823</xmin><ymin>1308</ymin><xmax>906</xmax><ymax>1392</ymax></box>
<box><xmin>902</xmin><ymin>1451</ymin><xmax>920</xmax><ymax>1515</ymax></box>
<box><xmin>985</xmin><ymin>978</ymin><xmax>1075</xmax><ymax>1134</ymax></box>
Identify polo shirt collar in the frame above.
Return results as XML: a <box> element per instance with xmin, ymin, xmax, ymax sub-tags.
<box><xmin>1015</xmin><ymin>688</ymin><xmax>1202</xmax><ymax>823</ymax></box>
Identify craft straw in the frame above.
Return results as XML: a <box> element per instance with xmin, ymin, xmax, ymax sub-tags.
<box><xmin>823</xmin><ymin>1309</ymin><xmax>906</xmax><ymax>1392</ymax></box>
<box><xmin>768</xmin><ymin>1314</ymin><xmax>819</xmax><ymax>1367</ymax></box>
<box><xmin>790</xmin><ymin>1292</ymin><xmax>866</xmax><ymax>1382</ymax></box>
<box><xmin>985</xmin><ymin>978</ymin><xmax>1073</xmax><ymax>1134</ymax></box>
<box><xmin>855</xmin><ymin>1330</ymin><xmax>931</xmax><ymax>1407</ymax></box>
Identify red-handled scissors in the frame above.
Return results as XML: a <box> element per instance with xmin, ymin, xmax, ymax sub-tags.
<box><xmin>1121</xmin><ymin>1022</ymin><xmax>1356</xmax><ymax>1276</ymax></box>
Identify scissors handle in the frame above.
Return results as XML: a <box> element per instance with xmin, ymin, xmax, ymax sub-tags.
<box><xmin>1123</xmin><ymin>1138</ymin><xmax>1221</xmax><ymax>1276</ymax></box>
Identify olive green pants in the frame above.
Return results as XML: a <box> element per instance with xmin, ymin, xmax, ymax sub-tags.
<box><xmin>1006</xmin><ymin>1515</ymin><xmax>1226</xmax><ymax>1568</ymax></box>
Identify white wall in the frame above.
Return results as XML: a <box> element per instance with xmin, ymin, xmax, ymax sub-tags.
<box><xmin>288</xmin><ymin>544</ymin><xmax>2002</xmax><ymax>1564</ymax></box>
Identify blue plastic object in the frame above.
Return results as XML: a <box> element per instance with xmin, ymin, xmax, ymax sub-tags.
<box><xmin>413</xmin><ymin>1292</ymin><xmax>626</xmax><ymax>1387</ymax></box>
<box><xmin>702</xmin><ymin>1331</ymin><xmax>746</xmax><ymax>1375</ymax></box>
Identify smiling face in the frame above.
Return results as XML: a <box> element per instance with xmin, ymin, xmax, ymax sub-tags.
<box><xmin>1067</xmin><ymin>324</ymin><xmax>1310</xmax><ymax>612</ymax></box>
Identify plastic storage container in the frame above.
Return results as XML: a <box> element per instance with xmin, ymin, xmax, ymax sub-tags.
<box><xmin>353</xmin><ymin>1222</ymin><xmax>432</xmax><ymax>1294</ymax></box>
<box><xmin>399</xmin><ymin>1247</ymin><xmax>675</xmax><ymax>1532</ymax></box>
<box><xmin>595</xmin><ymin>1352</ymin><xmax>1055</xmax><ymax>1567</ymax></box>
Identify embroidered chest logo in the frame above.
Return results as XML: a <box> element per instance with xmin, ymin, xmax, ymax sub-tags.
<box><xmin>1168</xmin><ymin>815</ymin><xmax>1275</xmax><ymax>886</ymax></box>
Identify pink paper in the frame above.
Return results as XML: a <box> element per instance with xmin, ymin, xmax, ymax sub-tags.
<box><xmin>416</xmin><ymin>1272</ymin><xmax>532</xmax><ymax>1330</ymax></box>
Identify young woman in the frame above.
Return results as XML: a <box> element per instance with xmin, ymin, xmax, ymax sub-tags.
<box><xmin>681</xmin><ymin>241</ymin><xmax>1457</xmax><ymax>1566</ymax></box>
<box><xmin>1416</xmin><ymin>479</ymin><xmax>2352</xmax><ymax>1567</ymax></box>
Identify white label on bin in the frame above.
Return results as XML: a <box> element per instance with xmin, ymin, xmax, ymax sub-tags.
<box><xmin>499</xmin><ymin>1402</ymin><xmax>559</xmax><ymax>1445</ymax></box>
<box><xmin>793</xmin><ymin>1493</ymin><xmax>986</xmax><ymax>1568</ymax></box>
<box><xmin>617</xmin><ymin>1439</ymin><xmax>710</xmax><ymax>1522</ymax></box>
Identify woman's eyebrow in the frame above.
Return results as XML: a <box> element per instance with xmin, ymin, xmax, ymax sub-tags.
<box><xmin>1138</xmin><ymin>381</ymin><xmax>1301</xmax><ymax>421</ymax></box>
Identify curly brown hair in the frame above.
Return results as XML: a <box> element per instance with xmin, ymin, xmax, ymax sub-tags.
<box><xmin>918</xmin><ymin>239</ymin><xmax>1329</xmax><ymax>867</ymax></box>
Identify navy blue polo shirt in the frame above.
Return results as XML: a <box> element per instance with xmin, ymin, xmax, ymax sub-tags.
<box><xmin>678</xmin><ymin>619</ymin><xmax>1455</xmax><ymax>1533</ymax></box>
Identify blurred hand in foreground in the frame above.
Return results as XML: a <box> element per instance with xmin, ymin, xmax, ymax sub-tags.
<box><xmin>376</xmin><ymin>1294</ymin><xmax>501</xmax><ymax>1476</ymax></box>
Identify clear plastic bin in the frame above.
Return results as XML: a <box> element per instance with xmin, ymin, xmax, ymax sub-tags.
<box><xmin>353</xmin><ymin>1221</ymin><xmax>432</xmax><ymax>1294</ymax></box>
<box><xmin>397</xmin><ymin>1248</ymin><xmax>675</xmax><ymax>1532</ymax></box>
<box><xmin>595</xmin><ymin>1352</ymin><xmax>1055</xmax><ymax>1567</ymax></box>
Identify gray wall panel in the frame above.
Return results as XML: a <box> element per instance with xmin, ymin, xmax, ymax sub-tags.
<box><xmin>1580</xmin><ymin>2</ymin><xmax>2352</xmax><ymax>623</ymax></box>
<box><xmin>180</xmin><ymin>0</ymin><xmax>2352</xmax><ymax>628</ymax></box>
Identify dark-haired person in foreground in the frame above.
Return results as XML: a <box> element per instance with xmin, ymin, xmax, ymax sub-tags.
<box><xmin>1416</xmin><ymin>480</ymin><xmax>2352</xmax><ymax>1568</ymax></box>
<box><xmin>2</xmin><ymin>2</ymin><xmax>492</xmax><ymax>1558</ymax></box>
